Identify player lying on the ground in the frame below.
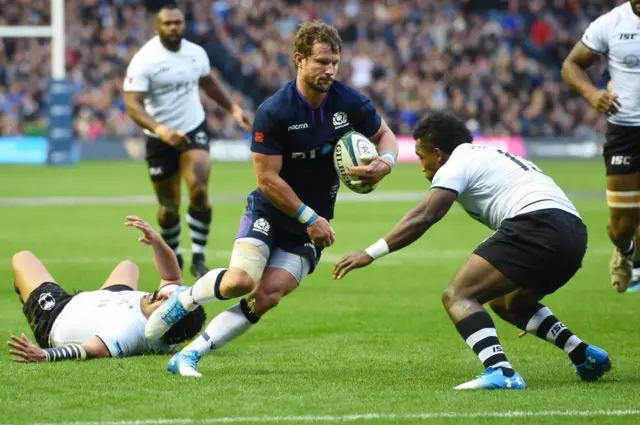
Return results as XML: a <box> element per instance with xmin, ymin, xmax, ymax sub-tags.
<box><xmin>333</xmin><ymin>111</ymin><xmax>611</xmax><ymax>390</ymax></box>
<box><xmin>7</xmin><ymin>216</ymin><xmax>206</xmax><ymax>363</ymax></box>
<box><xmin>143</xmin><ymin>20</ymin><xmax>398</xmax><ymax>377</ymax></box>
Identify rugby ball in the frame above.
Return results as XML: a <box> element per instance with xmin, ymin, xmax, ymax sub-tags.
<box><xmin>333</xmin><ymin>131</ymin><xmax>378</xmax><ymax>194</ymax></box>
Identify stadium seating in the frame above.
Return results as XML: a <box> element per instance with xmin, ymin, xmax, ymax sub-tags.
<box><xmin>0</xmin><ymin>0</ymin><xmax>619</xmax><ymax>140</ymax></box>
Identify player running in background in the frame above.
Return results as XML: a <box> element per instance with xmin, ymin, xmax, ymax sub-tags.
<box><xmin>124</xmin><ymin>5</ymin><xmax>252</xmax><ymax>279</ymax></box>
<box><xmin>8</xmin><ymin>216</ymin><xmax>205</xmax><ymax>363</ymax></box>
<box><xmin>562</xmin><ymin>0</ymin><xmax>640</xmax><ymax>293</ymax></box>
<box><xmin>144</xmin><ymin>20</ymin><xmax>399</xmax><ymax>377</ymax></box>
<box><xmin>333</xmin><ymin>111</ymin><xmax>610</xmax><ymax>390</ymax></box>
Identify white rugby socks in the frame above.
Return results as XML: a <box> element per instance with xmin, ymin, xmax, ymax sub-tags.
<box><xmin>183</xmin><ymin>302</ymin><xmax>254</xmax><ymax>357</ymax></box>
<box><xmin>179</xmin><ymin>268</ymin><xmax>229</xmax><ymax>311</ymax></box>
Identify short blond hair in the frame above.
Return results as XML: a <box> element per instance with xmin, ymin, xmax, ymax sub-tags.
<box><xmin>293</xmin><ymin>20</ymin><xmax>342</xmax><ymax>58</ymax></box>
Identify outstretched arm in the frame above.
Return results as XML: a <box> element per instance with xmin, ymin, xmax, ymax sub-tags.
<box><xmin>333</xmin><ymin>188</ymin><xmax>457</xmax><ymax>279</ymax></box>
<box><xmin>8</xmin><ymin>334</ymin><xmax>110</xmax><ymax>363</ymax></box>
<box><xmin>380</xmin><ymin>188</ymin><xmax>456</xmax><ymax>252</ymax></box>
<box><xmin>125</xmin><ymin>216</ymin><xmax>183</xmax><ymax>288</ymax></box>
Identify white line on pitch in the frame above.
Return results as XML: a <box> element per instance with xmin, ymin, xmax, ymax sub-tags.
<box><xmin>0</xmin><ymin>246</ymin><xmax>614</xmax><ymax>269</ymax></box>
<box><xmin>32</xmin><ymin>409</ymin><xmax>640</xmax><ymax>425</ymax></box>
<box><xmin>0</xmin><ymin>191</ymin><xmax>606</xmax><ymax>208</ymax></box>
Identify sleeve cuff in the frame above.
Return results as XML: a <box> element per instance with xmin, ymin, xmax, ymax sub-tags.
<box><xmin>581</xmin><ymin>39</ymin><xmax>606</xmax><ymax>55</ymax></box>
<box><xmin>430</xmin><ymin>186</ymin><xmax>459</xmax><ymax>196</ymax></box>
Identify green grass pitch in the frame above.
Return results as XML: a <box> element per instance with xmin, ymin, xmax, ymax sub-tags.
<box><xmin>0</xmin><ymin>160</ymin><xmax>638</xmax><ymax>425</ymax></box>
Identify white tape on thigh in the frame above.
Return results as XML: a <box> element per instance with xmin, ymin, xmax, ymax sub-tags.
<box><xmin>230</xmin><ymin>241</ymin><xmax>269</xmax><ymax>285</ymax></box>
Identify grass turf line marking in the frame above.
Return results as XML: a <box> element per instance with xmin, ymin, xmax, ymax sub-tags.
<box><xmin>0</xmin><ymin>246</ymin><xmax>616</xmax><ymax>269</ymax></box>
<box><xmin>32</xmin><ymin>409</ymin><xmax>640</xmax><ymax>425</ymax></box>
<box><xmin>0</xmin><ymin>191</ymin><xmax>607</xmax><ymax>207</ymax></box>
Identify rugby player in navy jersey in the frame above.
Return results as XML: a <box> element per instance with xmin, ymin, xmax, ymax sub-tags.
<box><xmin>144</xmin><ymin>20</ymin><xmax>399</xmax><ymax>376</ymax></box>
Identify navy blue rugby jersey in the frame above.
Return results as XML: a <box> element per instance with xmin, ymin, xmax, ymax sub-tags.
<box><xmin>249</xmin><ymin>80</ymin><xmax>382</xmax><ymax>234</ymax></box>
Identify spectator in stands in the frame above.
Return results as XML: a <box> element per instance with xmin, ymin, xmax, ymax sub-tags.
<box><xmin>0</xmin><ymin>0</ymin><xmax>623</xmax><ymax>140</ymax></box>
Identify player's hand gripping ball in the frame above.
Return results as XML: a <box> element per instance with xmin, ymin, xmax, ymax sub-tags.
<box><xmin>333</xmin><ymin>131</ymin><xmax>380</xmax><ymax>194</ymax></box>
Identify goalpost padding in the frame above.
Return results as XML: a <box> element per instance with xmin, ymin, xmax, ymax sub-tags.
<box><xmin>0</xmin><ymin>0</ymin><xmax>78</xmax><ymax>165</ymax></box>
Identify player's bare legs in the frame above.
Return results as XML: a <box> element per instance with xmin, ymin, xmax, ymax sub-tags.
<box><xmin>100</xmin><ymin>260</ymin><xmax>140</xmax><ymax>291</ymax></box>
<box><xmin>606</xmin><ymin>172</ymin><xmax>640</xmax><ymax>292</ymax></box>
<box><xmin>445</xmin><ymin>254</ymin><xmax>610</xmax><ymax>388</ymax></box>
<box><xmin>181</xmin><ymin>241</ymin><xmax>267</xmax><ymax>305</ymax></box>
<box><xmin>152</xmin><ymin>172</ymin><xmax>183</xmax><ymax>270</ymax></box>
<box><xmin>442</xmin><ymin>254</ymin><xmax>524</xmax><ymax>389</ymax></box>
<box><xmin>487</xmin><ymin>288</ymin><xmax>609</xmax><ymax>381</ymax></box>
<box><xmin>180</xmin><ymin>149</ymin><xmax>212</xmax><ymax>279</ymax></box>
<box><xmin>11</xmin><ymin>251</ymin><xmax>57</xmax><ymax>303</ymax></box>
<box><xmin>149</xmin><ymin>241</ymin><xmax>308</xmax><ymax>377</ymax></box>
<box><xmin>144</xmin><ymin>239</ymin><xmax>268</xmax><ymax>341</ymax></box>
<box><xmin>168</xmin><ymin>266</ymin><xmax>300</xmax><ymax>377</ymax></box>
<box><xmin>248</xmin><ymin>267</ymin><xmax>300</xmax><ymax>315</ymax></box>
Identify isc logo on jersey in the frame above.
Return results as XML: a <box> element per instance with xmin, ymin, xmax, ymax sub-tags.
<box><xmin>333</xmin><ymin>130</ymin><xmax>378</xmax><ymax>194</ymax></box>
<box><xmin>611</xmin><ymin>155</ymin><xmax>632</xmax><ymax>165</ymax></box>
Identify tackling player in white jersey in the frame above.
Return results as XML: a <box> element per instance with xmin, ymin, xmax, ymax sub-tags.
<box><xmin>124</xmin><ymin>5</ymin><xmax>252</xmax><ymax>279</ymax></box>
<box><xmin>562</xmin><ymin>0</ymin><xmax>640</xmax><ymax>293</ymax></box>
<box><xmin>8</xmin><ymin>216</ymin><xmax>205</xmax><ymax>363</ymax></box>
<box><xmin>334</xmin><ymin>111</ymin><xmax>611</xmax><ymax>390</ymax></box>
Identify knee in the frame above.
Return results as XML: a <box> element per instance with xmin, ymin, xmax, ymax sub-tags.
<box><xmin>223</xmin><ymin>269</ymin><xmax>255</xmax><ymax>296</ymax></box>
<box><xmin>189</xmin><ymin>183</ymin><xmax>209</xmax><ymax>209</ymax></box>
<box><xmin>253</xmin><ymin>285</ymin><xmax>284</xmax><ymax>315</ymax></box>
<box><xmin>118</xmin><ymin>260</ymin><xmax>139</xmax><ymax>275</ymax></box>
<box><xmin>12</xmin><ymin>251</ymin><xmax>34</xmax><ymax>269</ymax></box>
<box><xmin>159</xmin><ymin>202</ymin><xmax>179</xmax><ymax>217</ymax></box>
<box><xmin>442</xmin><ymin>282</ymin><xmax>477</xmax><ymax>311</ymax></box>
<box><xmin>441</xmin><ymin>284</ymin><xmax>458</xmax><ymax>310</ymax></box>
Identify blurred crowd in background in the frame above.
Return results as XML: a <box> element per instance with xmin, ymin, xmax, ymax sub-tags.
<box><xmin>0</xmin><ymin>0</ymin><xmax>621</xmax><ymax>141</ymax></box>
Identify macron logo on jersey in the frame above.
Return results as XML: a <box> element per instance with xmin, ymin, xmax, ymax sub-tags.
<box><xmin>288</xmin><ymin>123</ymin><xmax>309</xmax><ymax>131</ymax></box>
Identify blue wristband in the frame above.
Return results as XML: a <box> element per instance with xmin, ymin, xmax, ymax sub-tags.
<box><xmin>295</xmin><ymin>204</ymin><xmax>318</xmax><ymax>226</ymax></box>
<box><xmin>381</xmin><ymin>151</ymin><xmax>396</xmax><ymax>167</ymax></box>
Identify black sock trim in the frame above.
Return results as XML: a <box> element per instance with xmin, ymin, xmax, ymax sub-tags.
<box><xmin>620</xmin><ymin>239</ymin><xmax>634</xmax><ymax>256</ymax></box>
<box><xmin>187</xmin><ymin>207</ymin><xmax>212</xmax><ymax>225</ymax></box>
<box><xmin>176</xmin><ymin>254</ymin><xmax>184</xmax><ymax>270</ymax></box>
<box><xmin>516</xmin><ymin>302</ymin><xmax>545</xmax><ymax>330</ymax></box>
<box><xmin>473</xmin><ymin>336</ymin><xmax>500</xmax><ymax>353</ymax></box>
<box><xmin>455</xmin><ymin>312</ymin><xmax>512</xmax><ymax>372</ymax></box>
<box><xmin>555</xmin><ymin>328</ymin><xmax>573</xmax><ymax>349</ymax></box>
<box><xmin>159</xmin><ymin>215</ymin><xmax>180</xmax><ymax>229</ymax></box>
<box><xmin>240</xmin><ymin>298</ymin><xmax>260</xmax><ymax>324</ymax></box>
<box><xmin>499</xmin><ymin>367</ymin><xmax>515</xmax><ymax>377</ymax></box>
<box><xmin>536</xmin><ymin>315</ymin><xmax>556</xmax><ymax>339</ymax></box>
<box><xmin>455</xmin><ymin>311</ymin><xmax>496</xmax><ymax>339</ymax></box>
<box><xmin>214</xmin><ymin>269</ymin><xmax>229</xmax><ymax>301</ymax></box>
<box><xmin>569</xmin><ymin>342</ymin><xmax>588</xmax><ymax>365</ymax></box>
